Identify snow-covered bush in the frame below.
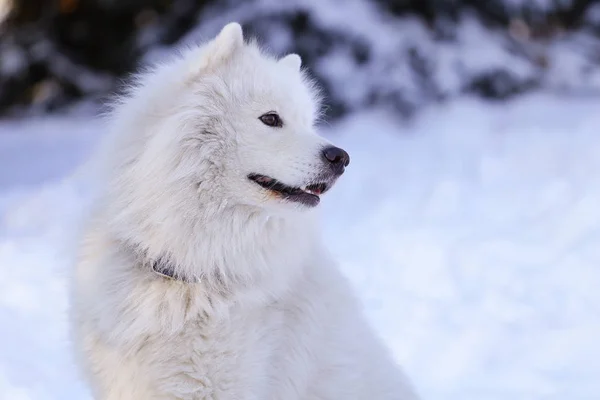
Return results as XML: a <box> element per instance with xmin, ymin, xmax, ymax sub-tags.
<box><xmin>1</xmin><ymin>0</ymin><xmax>600</xmax><ymax>119</ymax></box>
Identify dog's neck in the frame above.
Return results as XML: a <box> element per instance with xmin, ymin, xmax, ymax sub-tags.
<box><xmin>117</xmin><ymin>204</ymin><xmax>318</xmax><ymax>294</ymax></box>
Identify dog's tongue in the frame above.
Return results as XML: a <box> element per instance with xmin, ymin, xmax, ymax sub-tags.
<box><xmin>304</xmin><ymin>183</ymin><xmax>324</xmax><ymax>196</ymax></box>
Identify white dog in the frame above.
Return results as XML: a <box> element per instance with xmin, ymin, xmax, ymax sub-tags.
<box><xmin>69</xmin><ymin>22</ymin><xmax>418</xmax><ymax>400</ymax></box>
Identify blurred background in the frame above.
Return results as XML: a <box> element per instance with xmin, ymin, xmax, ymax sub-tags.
<box><xmin>2</xmin><ymin>0</ymin><xmax>600</xmax><ymax>119</ymax></box>
<box><xmin>1</xmin><ymin>1</ymin><xmax>600</xmax><ymax>400</ymax></box>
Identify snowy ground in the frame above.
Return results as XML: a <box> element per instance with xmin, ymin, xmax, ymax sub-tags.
<box><xmin>1</xmin><ymin>94</ymin><xmax>600</xmax><ymax>399</ymax></box>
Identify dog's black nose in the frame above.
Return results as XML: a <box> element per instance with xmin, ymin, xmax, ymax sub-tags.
<box><xmin>322</xmin><ymin>146</ymin><xmax>350</xmax><ymax>169</ymax></box>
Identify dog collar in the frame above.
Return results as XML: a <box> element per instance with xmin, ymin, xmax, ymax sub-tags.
<box><xmin>151</xmin><ymin>260</ymin><xmax>199</xmax><ymax>283</ymax></box>
<box><xmin>124</xmin><ymin>240</ymin><xmax>199</xmax><ymax>283</ymax></box>
<box><xmin>151</xmin><ymin>261</ymin><xmax>178</xmax><ymax>280</ymax></box>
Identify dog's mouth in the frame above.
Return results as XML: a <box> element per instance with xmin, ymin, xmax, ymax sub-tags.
<box><xmin>248</xmin><ymin>174</ymin><xmax>333</xmax><ymax>207</ymax></box>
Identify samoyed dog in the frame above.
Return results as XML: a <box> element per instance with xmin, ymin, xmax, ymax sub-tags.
<box><xmin>69</xmin><ymin>22</ymin><xmax>418</xmax><ymax>400</ymax></box>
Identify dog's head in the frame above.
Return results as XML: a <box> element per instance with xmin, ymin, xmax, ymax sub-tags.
<box><xmin>197</xmin><ymin>23</ymin><xmax>350</xmax><ymax>212</ymax></box>
<box><xmin>106</xmin><ymin>23</ymin><xmax>349</xmax><ymax>223</ymax></box>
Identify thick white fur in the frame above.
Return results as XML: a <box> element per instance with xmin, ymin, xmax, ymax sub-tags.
<box><xmin>69</xmin><ymin>23</ymin><xmax>418</xmax><ymax>400</ymax></box>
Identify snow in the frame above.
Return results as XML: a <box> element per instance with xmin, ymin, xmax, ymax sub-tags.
<box><xmin>165</xmin><ymin>0</ymin><xmax>600</xmax><ymax>117</ymax></box>
<box><xmin>503</xmin><ymin>0</ymin><xmax>561</xmax><ymax>10</ymax></box>
<box><xmin>0</xmin><ymin>46</ymin><xmax>26</xmax><ymax>78</ymax></box>
<box><xmin>0</xmin><ymin>0</ymin><xmax>10</xmax><ymax>25</ymax></box>
<box><xmin>2</xmin><ymin>94</ymin><xmax>600</xmax><ymax>399</ymax></box>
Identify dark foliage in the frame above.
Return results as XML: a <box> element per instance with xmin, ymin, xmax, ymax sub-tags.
<box><xmin>0</xmin><ymin>0</ymin><xmax>599</xmax><ymax>119</ymax></box>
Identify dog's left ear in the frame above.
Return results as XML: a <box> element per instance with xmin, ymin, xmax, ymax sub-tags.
<box><xmin>212</xmin><ymin>22</ymin><xmax>244</xmax><ymax>60</ymax></box>
<box><xmin>279</xmin><ymin>54</ymin><xmax>302</xmax><ymax>71</ymax></box>
<box><xmin>194</xmin><ymin>22</ymin><xmax>244</xmax><ymax>73</ymax></box>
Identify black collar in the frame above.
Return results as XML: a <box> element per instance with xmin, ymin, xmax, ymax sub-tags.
<box><xmin>152</xmin><ymin>261</ymin><xmax>179</xmax><ymax>280</ymax></box>
<box><xmin>125</xmin><ymin>241</ymin><xmax>199</xmax><ymax>283</ymax></box>
<box><xmin>150</xmin><ymin>259</ymin><xmax>199</xmax><ymax>283</ymax></box>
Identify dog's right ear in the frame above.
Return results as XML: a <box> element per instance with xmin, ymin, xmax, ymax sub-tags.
<box><xmin>279</xmin><ymin>54</ymin><xmax>302</xmax><ymax>71</ymax></box>
<box><xmin>192</xmin><ymin>22</ymin><xmax>244</xmax><ymax>74</ymax></box>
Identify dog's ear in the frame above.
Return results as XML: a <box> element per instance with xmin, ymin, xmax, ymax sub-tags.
<box><xmin>195</xmin><ymin>22</ymin><xmax>244</xmax><ymax>73</ymax></box>
<box><xmin>212</xmin><ymin>22</ymin><xmax>244</xmax><ymax>59</ymax></box>
<box><xmin>279</xmin><ymin>54</ymin><xmax>302</xmax><ymax>71</ymax></box>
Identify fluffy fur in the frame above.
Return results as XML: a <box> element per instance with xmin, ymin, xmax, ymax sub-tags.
<box><xmin>69</xmin><ymin>23</ymin><xmax>418</xmax><ymax>400</ymax></box>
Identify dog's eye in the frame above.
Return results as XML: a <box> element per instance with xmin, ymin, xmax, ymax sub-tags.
<box><xmin>259</xmin><ymin>112</ymin><xmax>283</xmax><ymax>128</ymax></box>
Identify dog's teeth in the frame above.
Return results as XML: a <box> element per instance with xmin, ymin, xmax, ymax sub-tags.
<box><xmin>299</xmin><ymin>185</ymin><xmax>320</xmax><ymax>196</ymax></box>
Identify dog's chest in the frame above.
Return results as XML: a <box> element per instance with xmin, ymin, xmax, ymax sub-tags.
<box><xmin>136</xmin><ymin>301</ymin><xmax>283</xmax><ymax>399</ymax></box>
